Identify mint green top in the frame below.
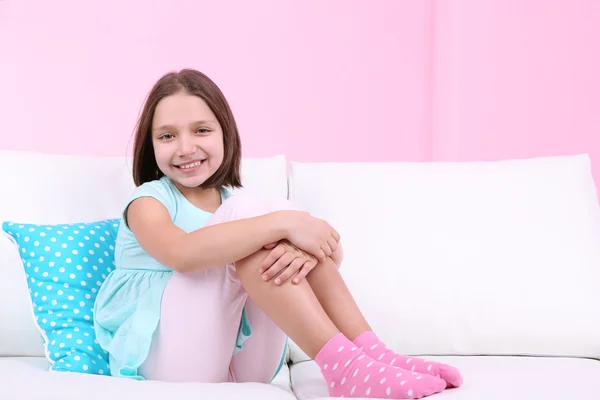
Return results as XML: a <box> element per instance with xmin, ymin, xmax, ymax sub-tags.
<box><xmin>93</xmin><ymin>176</ymin><xmax>252</xmax><ymax>380</ymax></box>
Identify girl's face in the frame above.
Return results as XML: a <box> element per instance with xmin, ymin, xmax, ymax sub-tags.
<box><xmin>151</xmin><ymin>92</ymin><xmax>224</xmax><ymax>189</ymax></box>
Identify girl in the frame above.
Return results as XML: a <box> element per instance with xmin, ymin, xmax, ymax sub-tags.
<box><xmin>93</xmin><ymin>69</ymin><xmax>462</xmax><ymax>399</ymax></box>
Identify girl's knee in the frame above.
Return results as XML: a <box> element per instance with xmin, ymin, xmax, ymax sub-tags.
<box><xmin>320</xmin><ymin>256</ymin><xmax>341</xmax><ymax>271</ymax></box>
<box><xmin>266</xmin><ymin>199</ymin><xmax>300</xmax><ymax>212</ymax></box>
<box><xmin>208</xmin><ymin>194</ymin><xmax>263</xmax><ymax>223</ymax></box>
<box><xmin>216</xmin><ymin>195</ymin><xmax>299</xmax><ymax>221</ymax></box>
<box><xmin>235</xmin><ymin>248</ymin><xmax>269</xmax><ymax>272</ymax></box>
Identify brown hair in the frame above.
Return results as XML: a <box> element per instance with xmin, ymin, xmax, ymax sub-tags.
<box><xmin>131</xmin><ymin>69</ymin><xmax>242</xmax><ymax>189</ymax></box>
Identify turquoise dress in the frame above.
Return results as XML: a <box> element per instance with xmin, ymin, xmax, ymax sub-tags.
<box><xmin>93</xmin><ymin>176</ymin><xmax>269</xmax><ymax>380</ymax></box>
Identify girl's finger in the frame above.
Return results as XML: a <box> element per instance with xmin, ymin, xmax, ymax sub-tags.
<box><xmin>259</xmin><ymin>245</ymin><xmax>285</xmax><ymax>273</ymax></box>
<box><xmin>331</xmin><ymin>227</ymin><xmax>341</xmax><ymax>242</ymax></box>
<box><xmin>322</xmin><ymin>242</ymin><xmax>332</xmax><ymax>257</ymax></box>
<box><xmin>316</xmin><ymin>248</ymin><xmax>327</xmax><ymax>262</ymax></box>
<box><xmin>263</xmin><ymin>252</ymin><xmax>295</xmax><ymax>281</ymax></box>
<box><xmin>327</xmin><ymin>236</ymin><xmax>338</xmax><ymax>253</ymax></box>
<box><xmin>275</xmin><ymin>258</ymin><xmax>306</xmax><ymax>285</ymax></box>
<box><xmin>292</xmin><ymin>260</ymin><xmax>317</xmax><ymax>284</ymax></box>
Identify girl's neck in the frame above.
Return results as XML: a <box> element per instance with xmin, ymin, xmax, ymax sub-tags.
<box><xmin>173</xmin><ymin>181</ymin><xmax>222</xmax><ymax>213</ymax></box>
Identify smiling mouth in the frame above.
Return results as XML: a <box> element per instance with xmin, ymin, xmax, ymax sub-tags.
<box><xmin>175</xmin><ymin>160</ymin><xmax>205</xmax><ymax>169</ymax></box>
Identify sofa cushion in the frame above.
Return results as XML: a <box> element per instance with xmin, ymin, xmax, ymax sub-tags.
<box><xmin>288</xmin><ymin>154</ymin><xmax>600</xmax><ymax>359</ymax></box>
<box><xmin>0</xmin><ymin>150</ymin><xmax>288</xmax><ymax>357</ymax></box>
<box><xmin>290</xmin><ymin>356</ymin><xmax>600</xmax><ymax>400</ymax></box>
<box><xmin>0</xmin><ymin>357</ymin><xmax>295</xmax><ymax>400</ymax></box>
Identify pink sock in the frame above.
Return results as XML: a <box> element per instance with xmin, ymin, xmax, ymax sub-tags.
<box><xmin>315</xmin><ymin>333</ymin><xmax>446</xmax><ymax>399</ymax></box>
<box><xmin>353</xmin><ymin>331</ymin><xmax>463</xmax><ymax>388</ymax></box>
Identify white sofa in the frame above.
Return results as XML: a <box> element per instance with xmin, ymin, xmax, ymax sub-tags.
<box><xmin>1</xmin><ymin>150</ymin><xmax>599</xmax><ymax>400</ymax></box>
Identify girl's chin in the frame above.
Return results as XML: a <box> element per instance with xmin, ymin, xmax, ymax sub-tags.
<box><xmin>172</xmin><ymin>176</ymin><xmax>207</xmax><ymax>187</ymax></box>
<box><xmin>165</xmin><ymin>170</ymin><xmax>212</xmax><ymax>188</ymax></box>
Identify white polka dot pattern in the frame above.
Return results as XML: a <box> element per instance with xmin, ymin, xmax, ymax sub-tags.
<box><xmin>2</xmin><ymin>219</ymin><xmax>119</xmax><ymax>375</ymax></box>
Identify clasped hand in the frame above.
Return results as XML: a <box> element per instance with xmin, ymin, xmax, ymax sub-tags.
<box><xmin>258</xmin><ymin>240</ymin><xmax>318</xmax><ymax>285</ymax></box>
<box><xmin>258</xmin><ymin>211</ymin><xmax>341</xmax><ymax>285</ymax></box>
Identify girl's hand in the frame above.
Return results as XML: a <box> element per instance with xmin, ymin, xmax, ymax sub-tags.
<box><xmin>259</xmin><ymin>240</ymin><xmax>318</xmax><ymax>285</ymax></box>
<box><xmin>330</xmin><ymin>241</ymin><xmax>344</xmax><ymax>267</ymax></box>
<box><xmin>263</xmin><ymin>240</ymin><xmax>343</xmax><ymax>268</ymax></box>
<box><xmin>279</xmin><ymin>211</ymin><xmax>340</xmax><ymax>262</ymax></box>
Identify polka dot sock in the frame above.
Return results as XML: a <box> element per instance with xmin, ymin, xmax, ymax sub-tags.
<box><xmin>315</xmin><ymin>333</ymin><xmax>446</xmax><ymax>399</ymax></box>
<box><xmin>353</xmin><ymin>331</ymin><xmax>463</xmax><ymax>388</ymax></box>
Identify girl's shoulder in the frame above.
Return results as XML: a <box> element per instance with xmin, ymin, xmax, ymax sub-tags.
<box><xmin>132</xmin><ymin>176</ymin><xmax>177</xmax><ymax>199</ymax></box>
<box><xmin>122</xmin><ymin>177</ymin><xmax>180</xmax><ymax>225</ymax></box>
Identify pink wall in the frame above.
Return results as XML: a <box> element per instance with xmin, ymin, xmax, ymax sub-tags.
<box><xmin>0</xmin><ymin>0</ymin><xmax>430</xmax><ymax>162</ymax></box>
<box><xmin>1</xmin><ymin>1</ymin><xmax>599</xmax><ymax>181</ymax></box>
<box><xmin>431</xmin><ymin>0</ymin><xmax>600</xmax><ymax>169</ymax></box>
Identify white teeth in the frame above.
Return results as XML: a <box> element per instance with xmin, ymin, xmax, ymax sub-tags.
<box><xmin>179</xmin><ymin>161</ymin><xmax>202</xmax><ymax>169</ymax></box>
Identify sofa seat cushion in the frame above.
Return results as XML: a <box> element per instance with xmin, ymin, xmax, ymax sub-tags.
<box><xmin>290</xmin><ymin>356</ymin><xmax>600</xmax><ymax>400</ymax></box>
<box><xmin>0</xmin><ymin>357</ymin><xmax>295</xmax><ymax>400</ymax></box>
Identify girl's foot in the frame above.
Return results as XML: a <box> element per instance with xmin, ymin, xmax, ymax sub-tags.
<box><xmin>316</xmin><ymin>333</ymin><xmax>446</xmax><ymax>399</ymax></box>
<box><xmin>353</xmin><ymin>331</ymin><xmax>463</xmax><ymax>388</ymax></box>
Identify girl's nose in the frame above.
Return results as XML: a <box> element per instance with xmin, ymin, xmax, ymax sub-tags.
<box><xmin>176</xmin><ymin>136</ymin><xmax>196</xmax><ymax>156</ymax></box>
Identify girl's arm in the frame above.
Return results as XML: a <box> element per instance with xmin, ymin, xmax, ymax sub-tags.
<box><xmin>127</xmin><ymin>197</ymin><xmax>338</xmax><ymax>273</ymax></box>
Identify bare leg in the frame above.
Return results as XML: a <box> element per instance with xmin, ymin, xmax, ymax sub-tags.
<box><xmin>234</xmin><ymin>249</ymin><xmax>339</xmax><ymax>359</ymax></box>
<box><xmin>305</xmin><ymin>257</ymin><xmax>371</xmax><ymax>341</ymax></box>
<box><xmin>305</xmin><ymin>257</ymin><xmax>463</xmax><ymax>389</ymax></box>
<box><xmin>235</xmin><ymin>250</ymin><xmax>447</xmax><ymax>399</ymax></box>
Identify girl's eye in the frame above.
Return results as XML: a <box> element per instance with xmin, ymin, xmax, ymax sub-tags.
<box><xmin>159</xmin><ymin>133</ymin><xmax>174</xmax><ymax>140</ymax></box>
<box><xmin>196</xmin><ymin>128</ymin><xmax>210</xmax><ymax>134</ymax></box>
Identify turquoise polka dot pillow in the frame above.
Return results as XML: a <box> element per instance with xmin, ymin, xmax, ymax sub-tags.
<box><xmin>2</xmin><ymin>219</ymin><xmax>119</xmax><ymax>375</ymax></box>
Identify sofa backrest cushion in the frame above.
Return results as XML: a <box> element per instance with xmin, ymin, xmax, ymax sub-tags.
<box><xmin>288</xmin><ymin>154</ymin><xmax>600</xmax><ymax>361</ymax></box>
